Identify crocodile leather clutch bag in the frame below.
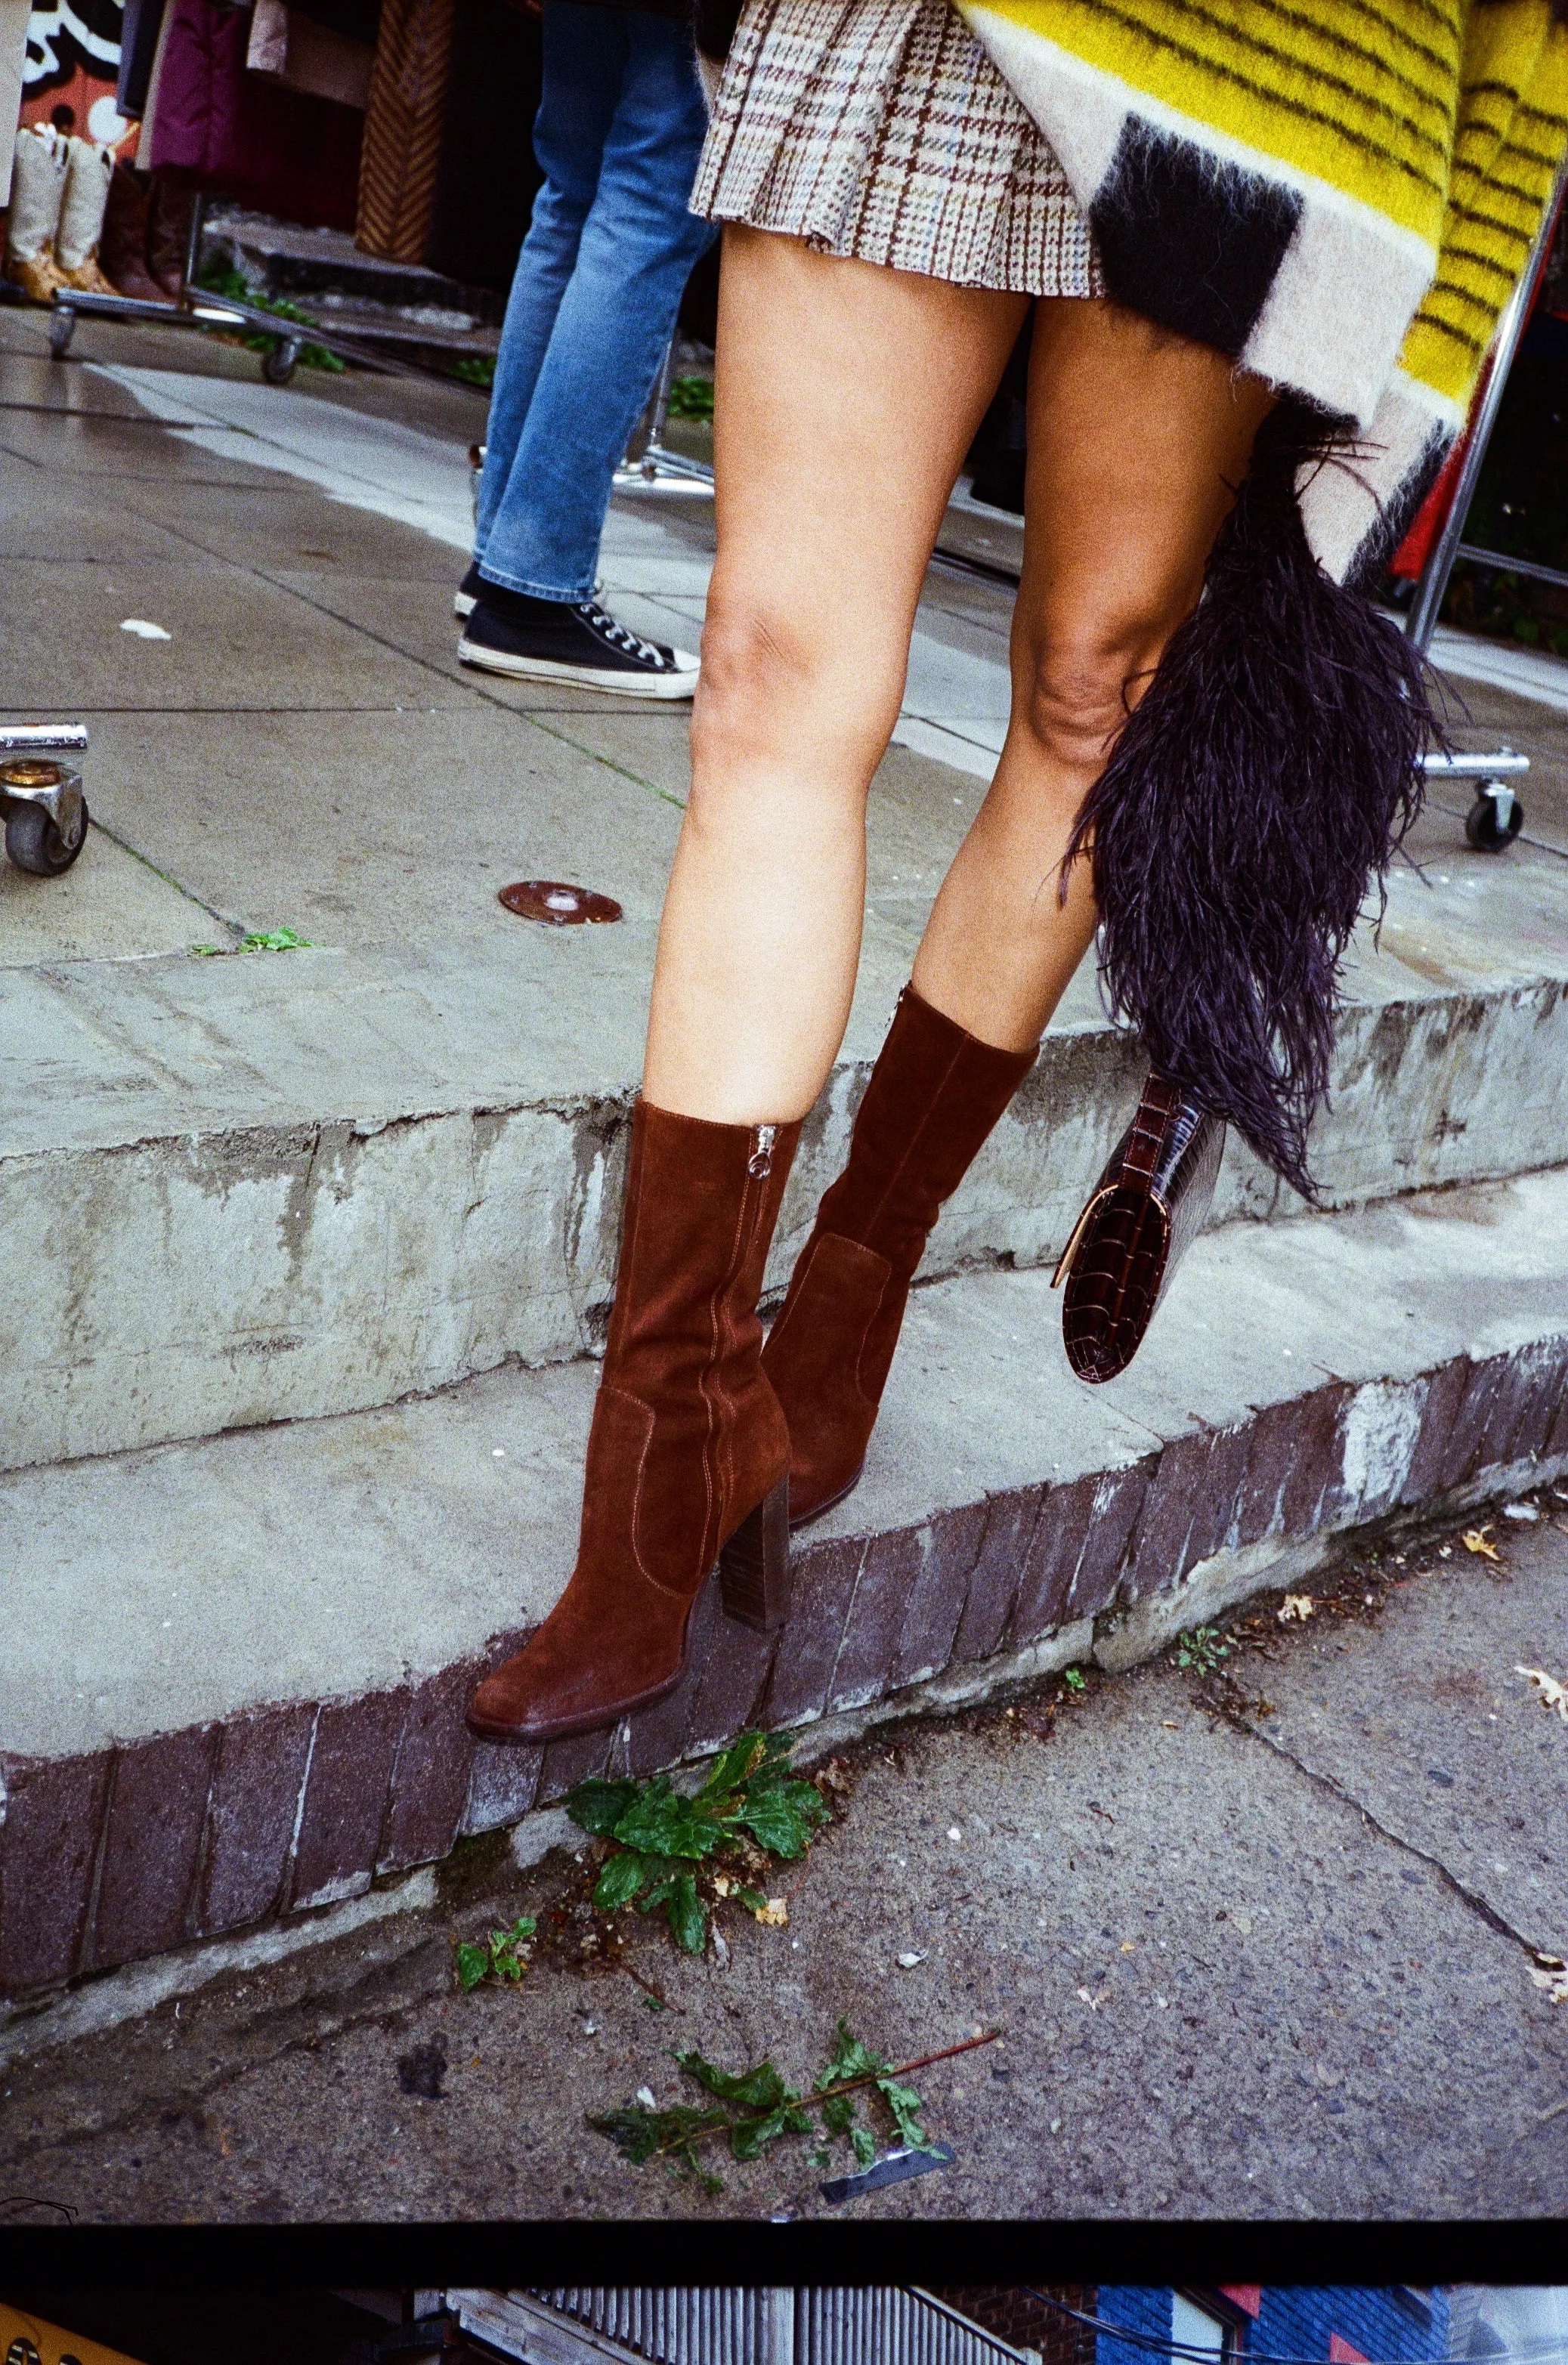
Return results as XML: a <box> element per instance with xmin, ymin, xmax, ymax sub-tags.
<box><xmin>1052</xmin><ymin>1073</ymin><xmax>1225</xmax><ymax>1383</ymax></box>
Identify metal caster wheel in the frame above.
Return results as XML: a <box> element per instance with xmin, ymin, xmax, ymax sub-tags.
<box><xmin>49</xmin><ymin>303</ymin><xmax>77</xmax><ymax>358</ymax></box>
<box><xmin>5</xmin><ymin>793</ymin><xmax>88</xmax><ymax>874</ymax></box>
<box><xmin>1465</xmin><ymin>784</ymin><xmax>1523</xmax><ymax>852</ymax></box>
<box><xmin>261</xmin><ymin>335</ymin><xmax>301</xmax><ymax>385</ymax></box>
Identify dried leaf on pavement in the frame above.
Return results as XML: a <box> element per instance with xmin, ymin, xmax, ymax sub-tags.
<box><xmin>1462</xmin><ymin>1528</ymin><xmax>1501</xmax><ymax>1562</ymax></box>
<box><xmin>1278</xmin><ymin>1594</ymin><xmax>1316</xmax><ymax>1622</ymax></box>
<box><xmin>755</xmin><ymin>1897</ymin><xmax>788</xmax><ymax>1928</ymax></box>
<box><xmin>1516</xmin><ymin>1665</ymin><xmax>1568</xmax><ymax>1723</ymax></box>
<box><xmin>1528</xmin><ymin>1958</ymin><xmax>1568</xmax><ymax>2005</ymax></box>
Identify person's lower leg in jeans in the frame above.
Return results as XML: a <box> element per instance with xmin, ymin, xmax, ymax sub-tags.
<box><xmin>475</xmin><ymin>0</ymin><xmax>714</xmax><ymax>603</ymax></box>
<box><xmin>472</xmin><ymin>2</ymin><xmax>620</xmax><ymax>569</ymax></box>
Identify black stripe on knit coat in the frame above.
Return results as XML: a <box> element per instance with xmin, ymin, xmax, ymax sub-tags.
<box><xmin>693</xmin><ymin>2</ymin><xmax>1452</xmax><ymax>1199</ymax></box>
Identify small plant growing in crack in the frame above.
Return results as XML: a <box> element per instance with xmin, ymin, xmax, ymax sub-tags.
<box><xmin>454</xmin><ymin>1913</ymin><xmax>537</xmax><ymax>1992</ymax></box>
<box><xmin>1175</xmin><ymin>1625</ymin><xmax>1231</xmax><ymax>1677</ymax></box>
<box><xmin>565</xmin><ymin>1731</ymin><xmax>830</xmax><ymax>1955</ymax></box>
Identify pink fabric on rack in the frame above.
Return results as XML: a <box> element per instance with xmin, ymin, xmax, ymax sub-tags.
<box><xmin>147</xmin><ymin>0</ymin><xmax>362</xmax><ymax>225</ymax></box>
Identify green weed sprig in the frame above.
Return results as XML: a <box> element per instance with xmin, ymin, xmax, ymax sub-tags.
<box><xmin>591</xmin><ymin>2021</ymin><xmax>996</xmax><ymax>2189</ymax></box>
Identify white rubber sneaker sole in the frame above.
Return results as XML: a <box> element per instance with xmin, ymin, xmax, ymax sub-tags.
<box><xmin>456</xmin><ymin>637</ymin><xmax>700</xmax><ymax>699</ymax></box>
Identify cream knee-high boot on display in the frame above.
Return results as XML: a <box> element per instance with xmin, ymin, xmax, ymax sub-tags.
<box><xmin>55</xmin><ymin>138</ymin><xmax>118</xmax><ymax>293</ymax></box>
<box><xmin>5</xmin><ymin>126</ymin><xmax>69</xmax><ymax>301</ymax></box>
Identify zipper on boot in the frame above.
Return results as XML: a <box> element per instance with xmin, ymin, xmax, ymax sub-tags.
<box><xmin>716</xmin><ymin>1121</ymin><xmax>791</xmax><ymax>1630</ymax></box>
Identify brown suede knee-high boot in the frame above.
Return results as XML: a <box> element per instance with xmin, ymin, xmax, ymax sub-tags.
<box><xmin>762</xmin><ymin>985</ymin><xmax>1036</xmax><ymax>1526</ymax></box>
<box><xmin>469</xmin><ymin>1099</ymin><xmax>801</xmax><ymax>1744</ymax></box>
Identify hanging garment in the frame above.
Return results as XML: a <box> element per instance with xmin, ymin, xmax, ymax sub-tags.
<box><xmin>356</xmin><ymin>0</ymin><xmax>453</xmax><ymax>258</ymax></box>
<box><xmin>118</xmin><ymin>0</ymin><xmax>168</xmax><ymax>116</ymax></box>
<box><xmin>147</xmin><ymin>0</ymin><xmax>363</xmax><ymax>224</ymax></box>
<box><xmin>0</xmin><ymin>0</ymin><xmax>33</xmax><ymax>198</ymax></box>
<box><xmin>246</xmin><ymin>0</ymin><xmax>374</xmax><ymax>108</ymax></box>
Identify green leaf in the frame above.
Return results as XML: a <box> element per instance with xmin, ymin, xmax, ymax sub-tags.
<box><xmin>877</xmin><ymin>2074</ymin><xmax>932</xmax><ymax>2152</ymax></box>
<box><xmin>588</xmin><ymin>2101</ymin><xmax>728</xmax><ymax>2169</ymax></box>
<box><xmin>697</xmin><ymin>1733</ymin><xmax>765</xmax><ymax>1804</ymax></box>
<box><xmin>677</xmin><ymin>2050</ymin><xmax>790</xmax><ymax>2112</ymax></box>
<box><xmin>851</xmin><ymin>2124</ymin><xmax>878</xmax><ymax>2169</ymax></box>
<box><xmin>817</xmin><ymin>2019</ymin><xmax>883</xmax><ymax>2089</ymax></box>
<box><xmin>731</xmin><ymin>1884</ymin><xmax>769</xmax><ymax>1914</ymax></box>
<box><xmin>615</xmin><ymin>1782</ymin><xmax>725</xmax><ymax>1862</ymax></box>
<box><xmin>634</xmin><ymin>1853</ymin><xmax>679</xmax><ymax>1903</ymax></box>
<box><xmin>239</xmin><ymin>926</ymin><xmax>312</xmax><ymax>952</ymax></box>
<box><xmin>733</xmin><ymin>1776</ymin><xmax>828</xmax><ymax>1859</ymax></box>
<box><xmin>593</xmin><ymin>1849</ymin><xmax>648</xmax><ymax>1911</ymax></box>
<box><xmin>731</xmin><ymin>2101</ymin><xmax>812</xmax><ymax>2160</ymax></box>
<box><xmin>821</xmin><ymin>2091</ymin><xmax>855</xmax><ymax>2136</ymax></box>
<box><xmin>663</xmin><ymin>1869</ymin><xmax>708</xmax><ymax>1955</ymax></box>
<box><xmin>566</xmin><ymin>1776</ymin><xmax>640</xmax><ymax>1838</ymax></box>
<box><xmin>455</xmin><ymin>1940</ymin><xmax>490</xmax><ymax>1992</ymax></box>
<box><xmin>1064</xmin><ymin>1666</ymin><xmax>1087</xmax><ymax>1692</ymax></box>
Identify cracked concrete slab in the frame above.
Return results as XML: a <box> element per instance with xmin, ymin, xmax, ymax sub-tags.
<box><xmin>0</xmin><ymin>827</ymin><xmax>207</xmax><ymax>966</ymax></box>
<box><xmin>1257</xmin><ymin>1535</ymin><xmax>1568</xmax><ymax>1944</ymax></box>
<box><xmin>1</xmin><ymin>1516</ymin><xmax>1561</xmax><ymax>2221</ymax></box>
<box><xmin>77</xmin><ymin>703</ymin><xmax>686</xmax><ymax>951</ymax></box>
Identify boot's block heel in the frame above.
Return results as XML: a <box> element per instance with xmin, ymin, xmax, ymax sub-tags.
<box><xmin>718</xmin><ymin>1473</ymin><xmax>792</xmax><ymax>1631</ymax></box>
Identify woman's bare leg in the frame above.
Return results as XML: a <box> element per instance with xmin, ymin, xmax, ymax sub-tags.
<box><xmin>644</xmin><ymin>235</ymin><xmax>1274</xmax><ymax>1121</ymax></box>
<box><xmin>642</xmin><ymin>227</ymin><xmax>1028</xmax><ymax>1121</ymax></box>
<box><xmin>911</xmin><ymin>301</ymin><xmax>1275</xmax><ymax>1048</ymax></box>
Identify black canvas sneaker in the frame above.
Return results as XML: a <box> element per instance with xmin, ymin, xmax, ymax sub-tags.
<box><xmin>458</xmin><ymin>584</ymin><xmax>700</xmax><ymax>700</ymax></box>
<box><xmin>454</xmin><ymin>564</ymin><xmax>602</xmax><ymax>619</ymax></box>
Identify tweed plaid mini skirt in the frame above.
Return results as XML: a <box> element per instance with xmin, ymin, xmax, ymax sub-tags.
<box><xmin>690</xmin><ymin>0</ymin><xmax>1104</xmax><ymax>298</ymax></box>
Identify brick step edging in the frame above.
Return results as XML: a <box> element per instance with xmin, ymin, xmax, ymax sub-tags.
<box><xmin>2</xmin><ymin>1330</ymin><xmax>1564</xmax><ymax>2003</ymax></box>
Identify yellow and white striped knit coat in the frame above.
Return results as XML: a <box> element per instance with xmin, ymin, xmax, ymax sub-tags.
<box><xmin>956</xmin><ymin>0</ymin><xmax>1568</xmax><ymax>580</ymax></box>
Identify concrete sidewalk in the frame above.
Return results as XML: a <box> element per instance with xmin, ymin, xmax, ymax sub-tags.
<box><xmin>1</xmin><ymin>1499</ymin><xmax>1563</xmax><ymax>2221</ymax></box>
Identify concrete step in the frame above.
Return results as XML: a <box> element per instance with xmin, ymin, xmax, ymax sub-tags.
<box><xmin>202</xmin><ymin>210</ymin><xmax>506</xmax><ymax>330</ymax></box>
<box><xmin>4</xmin><ymin>924</ymin><xmax>1565</xmax><ymax>1476</ymax></box>
<box><xmin>3</xmin><ymin>1165</ymin><xmax>1564</xmax><ymax>2005</ymax></box>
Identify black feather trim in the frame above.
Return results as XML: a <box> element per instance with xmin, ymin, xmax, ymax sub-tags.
<box><xmin>1060</xmin><ymin>398</ymin><xmax>1444</xmax><ymax>1202</ymax></box>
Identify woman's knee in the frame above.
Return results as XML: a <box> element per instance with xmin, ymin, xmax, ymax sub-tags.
<box><xmin>692</xmin><ymin>587</ymin><xmax>902</xmax><ymax>772</ymax></box>
<box><xmin>1013</xmin><ymin>607</ymin><xmax>1183</xmax><ymax>774</ymax></box>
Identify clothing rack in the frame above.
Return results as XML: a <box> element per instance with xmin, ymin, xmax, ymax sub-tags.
<box><xmin>45</xmin><ymin>191</ymin><xmax>490</xmax><ymax>390</ymax></box>
<box><xmin>1403</xmin><ymin>156</ymin><xmax>1568</xmax><ymax>850</ymax></box>
<box><xmin>614</xmin><ymin>332</ymin><xmax>714</xmax><ymax>493</ymax></box>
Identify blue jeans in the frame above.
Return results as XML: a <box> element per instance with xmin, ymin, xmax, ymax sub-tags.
<box><xmin>474</xmin><ymin>1</ymin><xmax>716</xmax><ymax>603</ymax></box>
